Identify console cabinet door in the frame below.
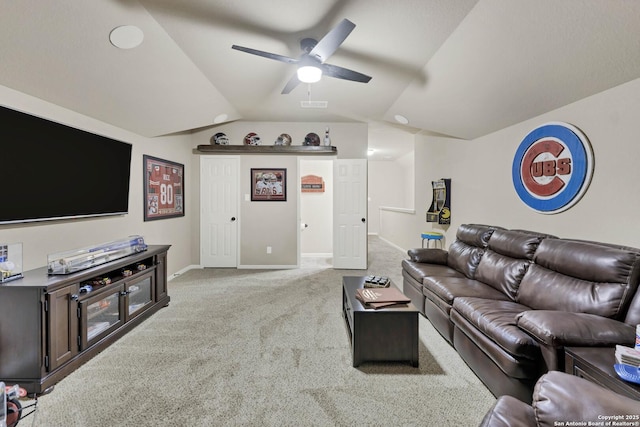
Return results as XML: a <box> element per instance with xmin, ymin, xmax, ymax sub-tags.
<box><xmin>125</xmin><ymin>270</ymin><xmax>155</xmax><ymax>321</ymax></box>
<box><xmin>46</xmin><ymin>285</ymin><xmax>79</xmax><ymax>372</ymax></box>
<box><xmin>79</xmin><ymin>284</ymin><xmax>125</xmax><ymax>350</ymax></box>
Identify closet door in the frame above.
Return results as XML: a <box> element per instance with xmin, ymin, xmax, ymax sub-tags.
<box><xmin>200</xmin><ymin>156</ymin><xmax>239</xmax><ymax>267</ymax></box>
<box><xmin>333</xmin><ymin>159</ymin><xmax>367</xmax><ymax>269</ymax></box>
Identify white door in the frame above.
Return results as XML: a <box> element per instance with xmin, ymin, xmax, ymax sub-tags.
<box><xmin>200</xmin><ymin>156</ymin><xmax>238</xmax><ymax>267</ymax></box>
<box><xmin>333</xmin><ymin>159</ymin><xmax>367</xmax><ymax>269</ymax></box>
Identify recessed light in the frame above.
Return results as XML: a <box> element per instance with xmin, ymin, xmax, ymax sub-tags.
<box><xmin>394</xmin><ymin>114</ymin><xmax>409</xmax><ymax>125</ymax></box>
<box><xmin>213</xmin><ymin>113</ymin><xmax>228</xmax><ymax>124</ymax></box>
<box><xmin>109</xmin><ymin>25</ymin><xmax>144</xmax><ymax>49</ymax></box>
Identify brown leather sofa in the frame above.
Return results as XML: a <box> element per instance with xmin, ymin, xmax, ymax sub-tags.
<box><xmin>479</xmin><ymin>370</ymin><xmax>640</xmax><ymax>427</ymax></box>
<box><xmin>402</xmin><ymin>224</ymin><xmax>640</xmax><ymax>402</ymax></box>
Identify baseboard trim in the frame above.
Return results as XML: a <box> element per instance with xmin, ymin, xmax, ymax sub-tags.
<box><xmin>168</xmin><ymin>264</ymin><xmax>201</xmax><ymax>281</ymax></box>
<box><xmin>377</xmin><ymin>236</ymin><xmax>406</xmax><ymax>253</ymax></box>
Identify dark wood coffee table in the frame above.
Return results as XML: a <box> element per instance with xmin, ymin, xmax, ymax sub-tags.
<box><xmin>342</xmin><ymin>276</ymin><xmax>419</xmax><ymax>367</ymax></box>
<box><xmin>565</xmin><ymin>346</ymin><xmax>640</xmax><ymax>400</ymax></box>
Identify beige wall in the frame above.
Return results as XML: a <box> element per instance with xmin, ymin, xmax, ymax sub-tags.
<box><xmin>190</xmin><ymin>120</ymin><xmax>367</xmax><ymax>267</ymax></box>
<box><xmin>380</xmin><ymin>77</ymin><xmax>640</xmax><ymax>251</ymax></box>
<box><xmin>0</xmin><ymin>85</ymin><xmax>194</xmax><ymax>276</ymax></box>
<box><xmin>240</xmin><ymin>155</ymin><xmax>299</xmax><ymax>266</ymax></box>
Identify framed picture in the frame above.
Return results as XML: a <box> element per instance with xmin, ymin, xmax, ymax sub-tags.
<box><xmin>251</xmin><ymin>168</ymin><xmax>287</xmax><ymax>201</ymax></box>
<box><xmin>143</xmin><ymin>155</ymin><xmax>185</xmax><ymax>221</ymax></box>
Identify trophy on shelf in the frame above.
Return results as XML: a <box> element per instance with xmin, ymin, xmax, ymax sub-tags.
<box><xmin>47</xmin><ymin>236</ymin><xmax>148</xmax><ymax>275</ymax></box>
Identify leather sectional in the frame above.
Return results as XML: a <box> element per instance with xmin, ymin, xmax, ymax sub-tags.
<box><xmin>479</xmin><ymin>370</ymin><xmax>640</xmax><ymax>426</ymax></box>
<box><xmin>402</xmin><ymin>224</ymin><xmax>640</xmax><ymax>402</ymax></box>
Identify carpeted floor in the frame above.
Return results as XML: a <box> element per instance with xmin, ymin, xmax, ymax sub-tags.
<box><xmin>29</xmin><ymin>236</ymin><xmax>495</xmax><ymax>426</ymax></box>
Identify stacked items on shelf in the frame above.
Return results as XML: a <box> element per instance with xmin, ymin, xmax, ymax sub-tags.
<box><xmin>615</xmin><ymin>345</ymin><xmax>640</xmax><ymax>367</ymax></box>
<box><xmin>363</xmin><ymin>275</ymin><xmax>390</xmax><ymax>288</ymax></box>
<box><xmin>614</xmin><ymin>344</ymin><xmax>640</xmax><ymax>385</ymax></box>
<box><xmin>355</xmin><ymin>287</ymin><xmax>410</xmax><ymax>309</ymax></box>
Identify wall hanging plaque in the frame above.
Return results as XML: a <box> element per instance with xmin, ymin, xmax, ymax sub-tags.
<box><xmin>251</xmin><ymin>168</ymin><xmax>287</xmax><ymax>201</ymax></box>
<box><xmin>144</xmin><ymin>155</ymin><xmax>185</xmax><ymax>221</ymax></box>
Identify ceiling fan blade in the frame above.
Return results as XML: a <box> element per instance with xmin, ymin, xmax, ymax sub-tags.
<box><xmin>320</xmin><ymin>63</ymin><xmax>372</xmax><ymax>83</ymax></box>
<box><xmin>281</xmin><ymin>74</ymin><xmax>301</xmax><ymax>94</ymax></box>
<box><xmin>308</xmin><ymin>19</ymin><xmax>355</xmax><ymax>63</ymax></box>
<box><xmin>231</xmin><ymin>45</ymin><xmax>298</xmax><ymax>64</ymax></box>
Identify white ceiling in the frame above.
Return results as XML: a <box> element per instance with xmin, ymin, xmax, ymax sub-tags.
<box><xmin>2</xmin><ymin>0</ymin><xmax>640</xmax><ymax>154</ymax></box>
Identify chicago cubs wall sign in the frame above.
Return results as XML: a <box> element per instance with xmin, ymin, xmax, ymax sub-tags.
<box><xmin>512</xmin><ymin>122</ymin><xmax>594</xmax><ymax>214</ymax></box>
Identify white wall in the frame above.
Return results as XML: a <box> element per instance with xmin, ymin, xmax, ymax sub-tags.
<box><xmin>379</xmin><ymin>77</ymin><xmax>640</xmax><ymax>251</ymax></box>
<box><xmin>300</xmin><ymin>159</ymin><xmax>333</xmax><ymax>255</ymax></box>
<box><xmin>367</xmin><ymin>160</ymin><xmax>409</xmax><ymax>235</ymax></box>
<box><xmin>0</xmin><ymin>85</ymin><xmax>194</xmax><ymax>275</ymax></box>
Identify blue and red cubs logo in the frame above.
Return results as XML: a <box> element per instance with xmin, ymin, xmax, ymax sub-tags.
<box><xmin>512</xmin><ymin>122</ymin><xmax>594</xmax><ymax>214</ymax></box>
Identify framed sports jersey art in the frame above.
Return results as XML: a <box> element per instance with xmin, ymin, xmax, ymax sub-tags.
<box><xmin>251</xmin><ymin>168</ymin><xmax>287</xmax><ymax>201</ymax></box>
<box><xmin>143</xmin><ymin>155</ymin><xmax>185</xmax><ymax>221</ymax></box>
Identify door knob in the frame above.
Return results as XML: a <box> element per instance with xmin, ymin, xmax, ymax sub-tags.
<box><xmin>361</xmin><ymin>218</ymin><xmax>366</xmax><ymax>223</ymax></box>
<box><xmin>231</xmin><ymin>217</ymin><xmax>236</xmax><ymax>222</ymax></box>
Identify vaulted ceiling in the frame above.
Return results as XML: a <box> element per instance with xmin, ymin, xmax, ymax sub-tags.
<box><xmin>1</xmin><ymin>0</ymin><xmax>640</xmax><ymax>145</ymax></box>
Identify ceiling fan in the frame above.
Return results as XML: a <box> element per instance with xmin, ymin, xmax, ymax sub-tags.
<box><xmin>231</xmin><ymin>18</ymin><xmax>372</xmax><ymax>94</ymax></box>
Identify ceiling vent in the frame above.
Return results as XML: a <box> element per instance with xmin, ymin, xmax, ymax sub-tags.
<box><xmin>300</xmin><ymin>100</ymin><xmax>328</xmax><ymax>109</ymax></box>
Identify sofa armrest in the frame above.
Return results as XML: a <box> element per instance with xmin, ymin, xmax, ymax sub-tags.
<box><xmin>533</xmin><ymin>371</ymin><xmax>640</xmax><ymax>426</ymax></box>
<box><xmin>516</xmin><ymin>310</ymin><xmax>635</xmax><ymax>347</ymax></box>
<box><xmin>478</xmin><ymin>395</ymin><xmax>535</xmax><ymax>427</ymax></box>
<box><xmin>407</xmin><ymin>248</ymin><xmax>448</xmax><ymax>264</ymax></box>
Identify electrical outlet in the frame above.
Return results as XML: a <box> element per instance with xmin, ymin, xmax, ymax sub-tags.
<box><xmin>266</xmin><ymin>246</ymin><xmax>272</xmax><ymax>254</ymax></box>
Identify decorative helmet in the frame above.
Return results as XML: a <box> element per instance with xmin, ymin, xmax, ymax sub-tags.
<box><xmin>211</xmin><ymin>132</ymin><xmax>230</xmax><ymax>145</ymax></box>
<box><xmin>274</xmin><ymin>133</ymin><xmax>292</xmax><ymax>146</ymax></box>
<box><xmin>304</xmin><ymin>132</ymin><xmax>320</xmax><ymax>146</ymax></box>
<box><xmin>244</xmin><ymin>132</ymin><xmax>261</xmax><ymax>145</ymax></box>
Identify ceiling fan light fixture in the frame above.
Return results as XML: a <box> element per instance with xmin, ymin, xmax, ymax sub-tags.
<box><xmin>297</xmin><ymin>66</ymin><xmax>322</xmax><ymax>83</ymax></box>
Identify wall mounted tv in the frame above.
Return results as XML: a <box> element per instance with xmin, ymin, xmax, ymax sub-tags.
<box><xmin>1</xmin><ymin>105</ymin><xmax>133</xmax><ymax>225</ymax></box>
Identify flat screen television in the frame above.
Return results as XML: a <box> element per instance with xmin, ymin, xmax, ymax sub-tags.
<box><xmin>1</xmin><ymin>105</ymin><xmax>132</xmax><ymax>224</ymax></box>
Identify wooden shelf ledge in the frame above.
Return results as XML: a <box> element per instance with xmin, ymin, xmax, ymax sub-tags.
<box><xmin>193</xmin><ymin>145</ymin><xmax>337</xmax><ymax>155</ymax></box>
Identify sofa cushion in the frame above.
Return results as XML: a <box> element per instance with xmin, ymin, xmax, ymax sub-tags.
<box><xmin>533</xmin><ymin>371</ymin><xmax>640</xmax><ymax>427</ymax></box>
<box><xmin>422</xmin><ymin>276</ymin><xmax>510</xmax><ymax>305</ymax></box>
<box><xmin>475</xmin><ymin>251</ymin><xmax>531</xmax><ymax>301</ymax></box>
<box><xmin>452</xmin><ymin>297</ymin><xmax>539</xmax><ymax>360</ymax></box>
<box><xmin>457</xmin><ymin>223</ymin><xmax>502</xmax><ymax>247</ymax></box>
<box><xmin>401</xmin><ymin>259</ymin><xmax>463</xmax><ymax>283</ymax></box>
<box><xmin>486</xmin><ymin>229</ymin><xmax>546</xmax><ymax>260</ymax></box>
<box><xmin>447</xmin><ymin>240</ymin><xmax>485</xmax><ymax>279</ymax></box>
<box><xmin>406</xmin><ymin>248</ymin><xmax>448</xmax><ymax>264</ymax></box>
<box><xmin>518</xmin><ymin>239</ymin><xmax>640</xmax><ymax>319</ymax></box>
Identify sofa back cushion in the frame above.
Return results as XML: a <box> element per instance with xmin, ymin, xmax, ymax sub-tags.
<box><xmin>518</xmin><ymin>239</ymin><xmax>640</xmax><ymax>319</ymax></box>
<box><xmin>446</xmin><ymin>224</ymin><xmax>499</xmax><ymax>279</ymax></box>
<box><xmin>475</xmin><ymin>230</ymin><xmax>547</xmax><ymax>300</ymax></box>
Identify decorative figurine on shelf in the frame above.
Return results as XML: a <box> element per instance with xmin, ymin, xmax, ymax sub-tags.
<box><xmin>244</xmin><ymin>132</ymin><xmax>261</xmax><ymax>145</ymax></box>
<box><xmin>210</xmin><ymin>132</ymin><xmax>230</xmax><ymax>145</ymax></box>
<box><xmin>304</xmin><ymin>132</ymin><xmax>320</xmax><ymax>146</ymax></box>
<box><xmin>274</xmin><ymin>133</ymin><xmax>292</xmax><ymax>146</ymax></box>
<box><xmin>324</xmin><ymin>127</ymin><xmax>331</xmax><ymax>146</ymax></box>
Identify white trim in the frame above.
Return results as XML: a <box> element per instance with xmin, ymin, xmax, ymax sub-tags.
<box><xmin>379</xmin><ymin>206</ymin><xmax>415</xmax><ymax>214</ymax></box>
<box><xmin>377</xmin><ymin>235</ymin><xmax>407</xmax><ymax>254</ymax></box>
<box><xmin>168</xmin><ymin>264</ymin><xmax>201</xmax><ymax>281</ymax></box>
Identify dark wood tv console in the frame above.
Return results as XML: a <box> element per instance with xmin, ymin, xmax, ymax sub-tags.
<box><xmin>0</xmin><ymin>244</ymin><xmax>170</xmax><ymax>394</ymax></box>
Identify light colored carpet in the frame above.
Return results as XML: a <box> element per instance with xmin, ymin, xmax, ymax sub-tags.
<box><xmin>31</xmin><ymin>236</ymin><xmax>495</xmax><ymax>426</ymax></box>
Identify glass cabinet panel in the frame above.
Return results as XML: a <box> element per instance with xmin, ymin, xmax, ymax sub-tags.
<box><xmin>80</xmin><ymin>285</ymin><xmax>124</xmax><ymax>349</ymax></box>
<box><xmin>126</xmin><ymin>271</ymin><xmax>154</xmax><ymax>319</ymax></box>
